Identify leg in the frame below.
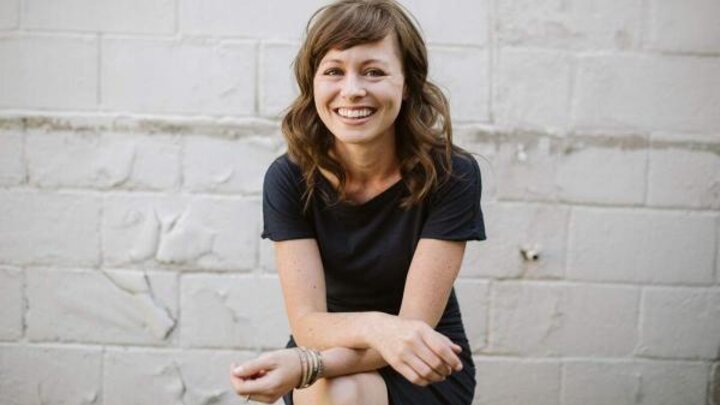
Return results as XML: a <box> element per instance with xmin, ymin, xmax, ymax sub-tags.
<box><xmin>293</xmin><ymin>371</ymin><xmax>389</xmax><ymax>405</ymax></box>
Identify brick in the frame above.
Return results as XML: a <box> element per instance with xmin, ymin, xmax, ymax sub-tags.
<box><xmin>259</xmin><ymin>237</ymin><xmax>276</xmax><ymax>272</ymax></box>
<box><xmin>488</xmin><ymin>136</ymin><xmax>558</xmax><ymax>201</ymax></box>
<box><xmin>183</xmin><ymin>136</ymin><xmax>279</xmax><ymax>194</ymax></box>
<box><xmin>644</xmin><ymin>0</ymin><xmax>720</xmax><ymax>54</ymax></box>
<box><xmin>260</xmin><ymin>42</ymin><xmax>299</xmax><ymax>118</ymax></box>
<box><xmin>0</xmin><ymin>35</ymin><xmax>97</xmax><ymax>109</ymax></box>
<box><xmin>402</xmin><ymin>0</ymin><xmax>489</xmax><ymax>46</ymax></box>
<box><xmin>0</xmin><ymin>0</ymin><xmax>18</xmax><ymax>30</ymax></box>
<box><xmin>0</xmin><ymin>191</ymin><xmax>100</xmax><ymax>266</ymax></box>
<box><xmin>0</xmin><ymin>267</ymin><xmax>23</xmax><ymax>340</ymax></box>
<box><xmin>104</xmin><ymin>348</ymin><xmax>255</xmax><ymax>405</ymax></box>
<box><xmin>493</xmin><ymin>48</ymin><xmax>572</xmax><ymax>130</ymax></box>
<box><xmin>713</xmin><ymin>362</ymin><xmax>720</xmax><ymax>405</ymax></box>
<box><xmin>563</xmin><ymin>359</ymin><xmax>708</xmax><ymax>405</ymax></box>
<box><xmin>639</xmin><ymin>287</ymin><xmax>720</xmax><ymax>359</ymax></box>
<box><xmin>103</xmin><ymin>194</ymin><xmax>260</xmax><ymax>271</ymax></box>
<box><xmin>102</xmin><ymin>38</ymin><xmax>256</xmax><ymax>115</ymax></box>
<box><xmin>179</xmin><ymin>0</ymin><xmax>327</xmax><ymax>40</ymax></box>
<box><xmin>461</xmin><ymin>202</ymin><xmax>569</xmax><ymax>279</ymax></box>
<box><xmin>26</xmin><ymin>131</ymin><xmax>180</xmax><ymax>190</ymax></box>
<box><xmin>647</xmin><ymin>147</ymin><xmax>720</xmax><ymax>209</ymax></box>
<box><xmin>181</xmin><ymin>274</ymin><xmax>289</xmax><ymax>349</ymax></box>
<box><xmin>489</xmin><ymin>282</ymin><xmax>639</xmax><ymax>356</ymax></box>
<box><xmin>555</xmin><ymin>144</ymin><xmax>647</xmax><ymax>205</ymax></box>
<box><xmin>26</xmin><ymin>269</ymin><xmax>177</xmax><ymax>344</ymax></box>
<box><xmin>567</xmin><ymin>208</ymin><xmax>716</xmax><ymax>284</ymax></box>
<box><xmin>0</xmin><ymin>345</ymin><xmax>102</xmax><ymax>405</ymax></box>
<box><xmin>455</xmin><ymin>279</ymin><xmax>489</xmax><ymax>352</ymax></box>
<box><xmin>0</xmin><ymin>130</ymin><xmax>24</xmax><ymax>186</ymax></box>
<box><xmin>429</xmin><ymin>47</ymin><xmax>490</xmax><ymax>122</ymax></box>
<box><xmin>573</xmin><ymin>54</ymin><xmax>720</xmax><ymax>133</ymax></box>
<box><xmin>496</xmin><ymin>0</ymin><xmax>644</xmax><ymax>50</ymax></box>
<box><xmin>474</xmin><ymin>357</ymin><xmax>560</xmax><ymax>405</ymax></box>
<box><xmin>23</xmin><ymin>0</ymin><xmax>174</xmax><ymax>34</ymax></box>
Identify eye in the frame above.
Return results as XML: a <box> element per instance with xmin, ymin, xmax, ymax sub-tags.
<box><xmin>323</xmin><ymin>68</ymin><xmax>343</xmax><ymax>76</ymax></box>
<box><xmin>364</xmin><ymin>68</ymin><xmax>386</xmax><ymax>77</ymax></box>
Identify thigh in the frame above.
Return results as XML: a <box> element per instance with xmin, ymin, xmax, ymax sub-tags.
<box><xmin>293</xmin><ymin>371</ymin><xmax>389</xmax><ymax>405</ymax></box>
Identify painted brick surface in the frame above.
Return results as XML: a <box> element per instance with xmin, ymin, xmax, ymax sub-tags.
<box><xmin>0</xmin><ymin>345</ymin><xmax>102</xmax><ymax>405</ymax></box>
<box><xmin>647</xmin><ymin>146</ymin><xmax>720</xmax><ymax>209</ymax></box>
<box><xmin>0</xmin><ymin>191</ymin><xmax>100</xmax><ymax>266</ymax></box>
<box><xmin>429</xmin><ymin>47</ymin><xmax>490</xmax><ymax>122</ymax></box>
<box><xmin>573</xmin><ymin>54</ymin><xmax>720</xmax><ymax>133</ymax></box>
<box><xmin>455</xmin><ymin>279</ymin><xmax>490</xmax><ymax>352</ymax></box>
<box><xmin>183</xmin><ymin>135</ymin><xmax>280</xmax><ymax>194</ymax></box>
<box><xmin>639</xmin><ymin>287</ymin><xmax>720</xmax><ymax>360</ymax></box>
<box><xmin>102</xmin><ymin>38</ymin><xmax>256</xmax><ymax>115</ymax></box>
<box><xmin>0</xmin><ymin>267</ymin><xmax>23</xmax><ymax>341</ymax></box>
<box><xmin>26</xmin><ymin>131</ymin><xmax>180</xmax><ymax>190</ymax></box>
<box><xmin>644</xmin><ymin>0</ymin><xmax>720</xmax><ymax>54</ymax></box>
<box><xmin>403</xmin><ymin>0</ymin><xmax>489</xmax><ymax>46</ymax></box>
<box><xmin>26</xmin><ymin>269</ymin><xmax>178</xmax><ymax>344</ymax></box>
<box><xmin>474</xmin><ymin>357</ymin><xmax>561</xmax><ymax>405</ymax></box>
<box><xmin>562</xmin><ymin>360</ymin><xmax>708</xmax><ymax>405</ymax></box>
<box><xmin>23</xmin><ymin>0</ymin><xmax>175</xmax><ymax>34</ymax></box>
<box><xmin>0</xmin><ymin>34</ymin><xmax>97</xmax><ymax>109</ymax></box>
<box><xmin>0</xmin><ymin>130</ymin><xmax>24</xmax><ymax>186</ymax></box>
<box><xmin>102</xmin><ymin>194</ymin><xmax>260</xmax><ymax>270</ymax></box>
<box><xmin>181</xmin><ymin>275</ymin><xmax>289</xmax><ymax>349</ymax></box>
<box><xmin>260</xmin><ymin>43</ymin><xmax>300</xmax><ymax>118</ymax></box>
<box><xmin>490</xmin><ymin>282</ymin><xmax>639</xmax><ymax>356</ymax></box>
<box><xmin>568</xmin><ymin>208</ymin><xmax>717</xmax><ymax>285</ymax></box>
<box><xmin>0</xmin><ymin>0</ymin><xmax>18</xmax><ymax>30</ymax></box>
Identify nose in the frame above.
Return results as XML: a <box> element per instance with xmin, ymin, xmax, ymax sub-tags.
<box><xmin>339</xmin><ymin>74</ymin><xmax>367</xmax><ymax>99</ymax></box>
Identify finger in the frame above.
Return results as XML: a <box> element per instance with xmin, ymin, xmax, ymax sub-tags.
<box><xmin>405</xmin><ymin>352</ymin><xmax>445</xmax><ymax>383</ymax></box>
<box><xmin>411</xmin><ymin>340</ymin><xmax>452</xmax><ymax>377</ymax></box>
<box><xmin>423</xmin><ymin>333</ymin><xmax>463</xmax><ymax>371</ymax></box>
<box><xmin>233</xmin><ymin>357</ymin><xmax>273</xmax><ymax>378</ymax></box>
<box><xmin>396</xmin><ymin>362</ymin><xmax>431</xmax><ymax>386</ymax></box>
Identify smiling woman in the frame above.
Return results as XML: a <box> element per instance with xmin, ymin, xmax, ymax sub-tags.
<box><xmin>228</xmin><ymin>1</ymin><xmax>486</xmax><ymax>405</ymax></box>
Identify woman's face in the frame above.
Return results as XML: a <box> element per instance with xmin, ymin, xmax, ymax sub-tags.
<box><xmin>313</xmin><ymin>34</ymin><xmax>406</xmax><ymax>150</ymax></box>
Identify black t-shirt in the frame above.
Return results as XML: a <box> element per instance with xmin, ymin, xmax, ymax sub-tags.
<box><xmin>261</xmin><ymin>152</ymin><xmax>485</xmax><ymax>339</ymax></box>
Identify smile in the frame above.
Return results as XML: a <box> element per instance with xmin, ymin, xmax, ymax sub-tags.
<box><xmin>334</xmin><ymin>107</ymin><xmax>377</xmax><ymax>119</ymax></box>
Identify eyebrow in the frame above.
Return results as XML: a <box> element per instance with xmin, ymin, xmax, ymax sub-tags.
<box><xmin>320</xmin><ymin>58</ymin><xmax>390</xmax><ymax>67</ymax></box>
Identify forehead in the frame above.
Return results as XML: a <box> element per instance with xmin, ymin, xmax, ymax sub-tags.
<box><xmin>319</xmin><ymin>34</ymin><xmax>402</xmax><ymax>66</ymax></box>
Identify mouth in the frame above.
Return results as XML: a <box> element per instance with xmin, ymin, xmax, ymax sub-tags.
<box><xmin>333</xmin><ymin>107</ymin><xmax>377</xmax><ymax>121</ymax></box>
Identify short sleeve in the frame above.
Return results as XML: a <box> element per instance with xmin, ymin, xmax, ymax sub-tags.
<box><xmin>261</xmin><ymin>155</ymin><xmax>316</xmax><ymax>241</ymax></box>
<box><xmin>420</xmin><ymin>154</ymin><xmax>486</xmax><ymax>241</ymax></box>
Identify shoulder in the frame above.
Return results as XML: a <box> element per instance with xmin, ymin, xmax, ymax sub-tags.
<box><xmin>436</xmin><ymin>150</ymin><xmax>481</xmax><ymax>191</ymax></box>
<box><xmin>265</xmin><ymin>154</ymin><xmax>304</xmax><ymax>185</ymax></box>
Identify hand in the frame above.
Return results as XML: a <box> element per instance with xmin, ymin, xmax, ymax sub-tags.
<box><xmin>370</xmin><ymin>317</ymin><xmax>463</xmax><ymax>386</ymax></box>
<box><xmin>229</xmin><ymin>349</ymin><xmax>302</xmax><ymax>404</ymax></box>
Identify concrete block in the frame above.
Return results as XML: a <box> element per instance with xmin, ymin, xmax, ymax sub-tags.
<box><xmin>493</xmin><ymin>48</ymin><xmax>572</xmax><ymax>130</ymax></box>
<box><xmin>474</xmin><ymin>357</ymin><xmax>560</xmax><ymax>405</ymax></box>
<box><xmin>490</xmin><ymin>136</ymin><xmax>558</xmax><ymax>201</ymax></box>
<box><xmin>647</xmin><ymin>147</ymin><xmax>720</xmax><ymax>209</ymax></box>
<box><xmin>23</xmin><ymin>0</ymin><xmax>174</xmax><ymax>34</ymax></box>
<box><xmin>0</xmin><ymin>191</ymin><xmax>100</xmax><ymax>266</ymax></box>
<box><xmin>104</xmin><ymin>348</ymin><xmax>256</xmax><ymax>405</ymax></box>
<box><xmin>183</xmin><ymin>136</ymin><xmax>279</xmax><ymax>194</ymax></box>
<box><xmin>26</xmin><ymin>131</ymin><xmax>180</xmax><ymax>190</ymax></box>
<box><xmin>0</xmin><ymin>130</ymin><xmax>24</xmax><ymax>186</ymax></box>
<box><xmin>644</xmin><ymin>0</ymin><xmax>720</xmax><ymax>54</ymax></box>
<box><xmin>181</xmin><ymin>274</ymin><xmax>289</xmax><ymax>349</ymax></box>
<box><xmin>489</xmin><ymin>282</ymin><xmax>639</xmax><ymax>356</ymax></box>
<box><xmin>461</xmin><ymin>202</ymin><xmax>569</xmax><ymax>279</ymax></box>
<box><xmin>429</xmin><ymin>47</ymin><xmax>490</xmax><ymax>122</ymax></box>
<box><xmin>259</xmin><ymin>237</ymin><xmax>276</xmax><ymax>272</ymax></box>
<box><xmin>0</xmin><ymin>345</ymin><xmax>102</xmax><ymax>405</ymax></box>
<box><xmin>103</xmin><ymin>194</ymin><xmax>260</xmax><ymax>271</ymax></box>
<box><xmin>102</xmin><ymin>38</ymin><xmax>256</xmax><ymax>115</ymax></box>
<box><xmin>496</xmin><ymin>0</ymin><xmax>644</xmax><ymax>49</ymax></box>
<box><xmin>567</xmin><ymin>207</ymin><xmax>716</xmax><ymax>284</ymax></box>
<box><xmin>402</xmin><ymin>0</ymin><xmax>489</xmax><ymax>46</ymax></box>
<box><xmin>563</xmin><ymin>359</ymin><xmax>708</xmax><ymax>405</ymax></box>
<box><xmin>712</xmin><ymin>362</ymin><xmax>720</xmax><ymax>405</ymax></box>
<box><xmin>573</xmin><ymin>54</ymin><xmax>720</xmax><ymax>133</ymax></box>
<box><xmin>26</xmin><ymin>268</ymin><xmax>178</xmax><ymax>345</ymax></box>
<box><xmin>556</xmin><ymin>144</ymin><xmax>647</xmax><ymax>205</ymax></box>
<box><xmin>0</xmin><ymin>267</ymin><xmax>23</xmax><ymax>340</ymax></box>
<box><xmin>0</xmin><ymin>0</ymin><xmax>19</xmax><ymax>29</ymax></box>
<box><xmin>260</xmin><ymin>42</ymin><xmax>299</xmax><ymax>118</ymax></box>
<box><xmin>179</xmin><ymin>0</ymin><xmax>327</xmax><ymax>40</ymax></box>
<box><xmin>455</xmin><ymin>279</ymin><xmax>490</xmax><ymax>352</ymax></box>
<box><xmin>0</xmin><ymin>34</ymin><xmax>97</xmax><ymax>109</ymax></box>
<box><xmin>639</xmin><ymin>287</ymin><xmax>720</xmax><ymax>359</ymax></box>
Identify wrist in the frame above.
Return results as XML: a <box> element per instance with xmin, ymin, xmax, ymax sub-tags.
<box><xmin>362</xmin><ymin>312</ymin><xmax>392</xmax><ymax>348</ymax></box>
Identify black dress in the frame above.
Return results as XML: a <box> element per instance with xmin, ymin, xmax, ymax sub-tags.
<box><xmin>261</xmin><ymin>152</ymin><xmax>486</xmax><ymax>405</ymax></box>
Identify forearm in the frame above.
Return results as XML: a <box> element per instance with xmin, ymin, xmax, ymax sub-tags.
<box><xmin>291</xmin><ymin>310</ymin><xmax>388</xmax><ymax>351</ymax></box>
<box><xmin>320</xmin><ymin>347</ymin><xmax>388</xmax><ymax>377</ymax></box>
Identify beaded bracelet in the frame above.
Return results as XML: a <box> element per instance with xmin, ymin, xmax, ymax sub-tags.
<box><xmin>295</xmin><ymin>347</ymin><xmax>324</xmax><ymax>389</ymax></box>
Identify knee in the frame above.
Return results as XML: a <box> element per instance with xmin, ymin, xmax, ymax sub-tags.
<box><xmin>323</xmin><ymin>373</ymin><xmax>384</xmax><ymax>405</ymax></box>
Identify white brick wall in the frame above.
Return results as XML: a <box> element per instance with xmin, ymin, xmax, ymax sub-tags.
<box><xmin>0</xmin><ymin>0</ymin><xmax>718</xmax><ymax>403</ymax></box>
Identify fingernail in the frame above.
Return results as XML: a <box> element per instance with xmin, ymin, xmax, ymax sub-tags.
<box><xmin>233</xmin><ymin>366</ymin><xmax>244</xmax><ymax>375</ymax></box>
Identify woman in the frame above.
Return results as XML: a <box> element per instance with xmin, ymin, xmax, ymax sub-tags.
<box><xmin>229</xmin><ymin>1</ymin><xmax>485</xmax><ymax>404</ymax></box>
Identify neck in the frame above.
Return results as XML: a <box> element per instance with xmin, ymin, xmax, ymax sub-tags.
<box><xmin>330</xmin><ymin>134</ymin><xmax>399</xmax><ymax>185</ymax></box>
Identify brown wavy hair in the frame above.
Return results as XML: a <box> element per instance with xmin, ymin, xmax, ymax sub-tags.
<box><xmin>282</xmin><ymin>0</ymin><xmax>465</xmax><ymax>209</ymax></box>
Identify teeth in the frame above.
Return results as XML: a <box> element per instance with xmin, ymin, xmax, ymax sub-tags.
<box><xmin>337</xmin><ymin>108</ymin><xmax>374</xmax><ymax>118</ymax></box>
